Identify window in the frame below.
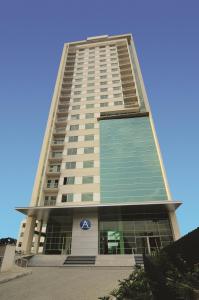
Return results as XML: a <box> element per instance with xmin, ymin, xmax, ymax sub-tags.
<box><xmin>68</xmin><ymin>136</ymin><xmax>78</xmax><ymax>142</ymax></box>
<box><xmin>87</xmin><ymin>96</ymin><xmax>94</xmax><ymax>101</ymax></box>
<box><xmin>82</xmin><ymin>176</ymin><xmax>94</xmax><ymax>184</ymax></box>
<box><xmin>84</xmin><ymin>147</ymin><xmax>94</xmax><ymax>154</ymax></box>
<box><xmin>63</xmin><ymin>177</ymin><xmax>75</xmax><ymax>185</ymax></box>
<box><xmin>72</xmin><ymin>105</ymin><xmax>80</xmax><ymax>110</ymax></box>
<box><xmin>71</xmin><ymin>114</ymin><xmax>79</xmax><ymax>120</ymax></box>
<box><xmin>114</xmin><ymin>101</ymin><xmax>123</xmax><ymax>106</ymax></box>
<box><xmin>47</xmin><ymin>179</ymin><xmax>58</xmax><ymax>188</ymax></box>
<box><xmin>74</xmin><ymin>84</ymin><xmax>82</xmax><ymax>88</ymax></box>
<box><xmin>111</xmin><ymin>58</ymin><xmax>117</xmax><ymax>61</ymax></box>
<box><xmin>67</xmin><ymin>148</ymin><xmax>77</xmax><ymax>155</ymax></box>
<box><xmin>100</xmin><ymin>59</ymin><xmax>106</xmax><ymax>63</ymax></box>
<box><xmin>87</xmin><ymin>82</ymin><xmax>94</xmax><ymax>87</ymax></box>
<box><xmin>100</xmin><ymin>102</ymin><xmax>108</xmax><ymax>107</ymax></box>
<box><xmin>113</xmin><ymin>87</ymin><xmax>121</xmax><ymax>91</ymax></box>
<box><xmin>88</xmin><ymin>77</ymin><xmax>94</xmax><ymax>81</ymax></box>
<box><xmin>75</xmin><ymin>78</ymin><xmax>82</xmax><ymax>82</ymax></box>
<box><xmin>86</xmin><ymin>104</ymin><xmax>94</xmax><ymax>109</ymax></box>
<box><xmin>112</xmin><ymin>74</ymin><xmax>119</xmax><ymax>78</ymax></box>
<box><xmin>111</xmin><ymin>63</ymin><xmax>118</xmax><ymax>66</ymax></box>
<box><xmin>88</xmin><ymin>66</ymin><xmax>94</xmax><ymax>70</ymax></box>
<box><xmin>85</xmin><ymin>123</ymin><xmax>94</xmax><ymax>129</ymax></box>
<box><xmin>85</xmin><ymin>113</ymin><xmax>94</xmax><ymax>119</ymax></box>
<box><xmin>85</xmin><ymin>134</ymin><xmax>94</xmax><ymax>141</ymax></box>
<box><xmin>61</xmin><ymin>193</ymin><xmax>73</xmax><ymax>202</ymax></box>
<box><xmin>100</xmin><ymin>81</ymin><xmax>107</xmax><ymax>85</ymax></box>
<box><xmin>112</xmin><ymin>68</ymin><xmax>118</xmax><ymax>72</ymax></box>
<box><xmin>65</xmin><ymin>162</ymin><xmax>76</xmax><ymax>169</ymax></box>
<box><xmin>52</xmin><ymin>151</ymin><xmax>62</xmax><ymax>158</ymax></box>
<box><xmin>100</xmin><ymin>88</ymin><xmax>108</xmax><ymax>92</ymax></box>
<box><xmin>100</xmin><ymin>69</ymin><xmax>106</xmax><ymax>73</ymax></box>
<box><xmin>114</xmin><ymin>93</ymin><xmax>122</xmax><ymax>98</ymax></box>
<box><xmin>49</xmin><ymin>165</ymin><xmax>60</xmax><ymax>172</ymax></box>
<box><xmin>100</xmin><ymin>75</ymin><xmax>107</xmax><ymax>79</ymax></box>
<box><xmin>100</xmin><ymin>95</ymin><xmax>108</xmax><ymax>99</ymax></box>
<box><xmin>83</xmin><ymin>160</ymin><xmax>94</xmax><ymax>168</ymax></box>
<box><xmin>88</xmin><ymin>71</ymin><xmax>94</xmax><ymax>75</ymax></box>
<box><xmin>44</xmin><ymin>195</ymin><xmax>56</xmax><ymax>206</ymax></box>
<box><xmin>70</xmin><ymin>124</ymin><xmax>79</xmax><ymax>131</ymax></box>
<box><xmin>73</xmin><ymin>98</ymin><xmax>81</xmax><ymax>103</ymax></box>
<box><xmin>113</xmin><ymin>80</ymin><xmax>120</xmax><ymax>84</ymax></box>
<box><xmin>82</xmin><ymin>193</ymin><xmax>93</xmax><ymax>201</ymax></box>
<box><xmin>88</xmin><ymin>60</ymin><xmax>95</xmax><ymax>64</ymax></box>
<box><xmin>100</xmin><ymin>64</ymin><xmax>106</xmax><ymax>68</ymax></box>
<box><xmin>22</xmin><ymin>223</ymin><xmax>26</xmax><ymax>228</ymax></box>
<box><xmin>18</xmin><ymin>242</ymin><xmax>22</xmax><ymax>247</ymax></box>
<box><xmin>75</xmin><ymin>72</ymin><xmax>83</xmax><ymax>76</ymax></box>
<box><xmin>74</xmin><ymin>91</ymin><xmax>81</xmax><ymax>95</ymax></box>
<box><xmin>87</xmin><ymin>89</ymin><xmax>94</xmax><ymax>94</ymax></box>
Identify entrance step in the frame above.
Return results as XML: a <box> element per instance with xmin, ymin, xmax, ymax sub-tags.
<box><xmin>28</xmin><ymin>255</ymin><xmax>66</xmax><ymax>267</ymax></box>
<box><xmin>95</xmin><ymin>255</ymin><xmax>135</xmax><ymax>267</ymax></box>
<box><xmin>63</xmin><ymin>256</ymin><xmax>96</xmax><ymax>265</ymax></box>
<box><xmin>134</xmin><ymin>254</ymin><xmax>144</xmax><ymax>266</ymax></box>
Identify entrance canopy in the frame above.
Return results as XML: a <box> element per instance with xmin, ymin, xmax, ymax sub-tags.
<box><xmin>16</xmin><ymin>200</ymin><xmax>181</xmax><ymax>222</ymax></box>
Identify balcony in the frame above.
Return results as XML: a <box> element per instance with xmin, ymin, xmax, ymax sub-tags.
<box><xmin>120</xmin><ymin>69</ymin><xmax>132</xmax><ymax>77</ymax></box>
<box><xmin>46</xmin><ymin>165</ymin><xmax>61</xmax><ymax>176</ymax></box>
<box><xmin>51</xmin><ymin>140</ymin><xmax>64</xmax><ymax>151</ymax></box>
<box><xmin>123</xmin><ymin>87</ymin><xmax>136</xmax><ymax>95</ymax></box>
<box><xmin>121</xmin><ymin>75</ymin><xmax>134</xmax><ymax>83</ymax></box>
<box><xmin>62</xmin><ymin>83</ymin><xmax>72</xmax><ymax>89</ymax></box>
<box><xmin>118</xmin><ymin>52</ymin><xmax>129</xmax><ymax>60</ymax></box>
<box><xmin>43</xmin><ymin>198</ymin><xmax>57</xmax><ymax>206</ymax></box>
<box><xmin>59</xmin><ymin>96</ymin><xmax>70</xmax><ymax>103</ymax></box>
<box><xmin>60</xmin><ymin>90</ymin><xmax>71</xmax><ymax>97</ymax></box>
<box><xmin>122</xmin><ymin>81</ymin><xmax>135</xmax><ymax>88</ymax></box>
<box><xmin>55</xmin><ymin>118</ymin><xmax>67</xmax><ymax>127</ymax></box>
<box><xmin>120</xmin><ymin>63</ymin><xmax>131</xmax><ymax>70</ymax></box>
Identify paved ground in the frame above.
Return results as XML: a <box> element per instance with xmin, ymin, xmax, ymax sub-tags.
<box><xmin>0</xmin><ymin>267</ymin><xmax>132</xmax><ymax>300</ymax></box>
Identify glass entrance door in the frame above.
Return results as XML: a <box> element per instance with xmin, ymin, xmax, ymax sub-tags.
<box><xmin>135</xmin><ymin>236</ymin><xmax>161</xmax><ymax>255</ymax></box>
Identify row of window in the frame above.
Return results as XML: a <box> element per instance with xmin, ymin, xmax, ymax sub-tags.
<box><xmin>70</xmin><ymin>113</ymin><xmax>95</xmax><ymax>120</ymax></box>
<box><xmin>62</xmin><ymin>193</ymin><xmax>93</xmax><ymax>202</ymax></box>
<box><xmin>48</xmin><ymin>160</ymin><xmax>95</xmax><ymax>172</ymax></box>
<box><xmin>68</xmin><ymin>134</ymin><xmax>95</xmax><ymax>143</ymax></box>
<box><xmin>74</xmin><ymin>72</ymin><xmax>120</xmax><ymax>79</ymax></box>
<box><xmin>73</xmin><ymin>83</ymin><xmax>120</xmax><ymax>89</ymax></box>
<box><xmin>74</xmin><ymin>61</ymin><xmax>118</xmax><ymax>69</ymax></box>
<box><xmin>69</xmin><ymin>123</ymin><xmax>94</xmax><ymax>130</ymax></box>
<box><xmin>63</xmin><ymin>176</ymin><xmax>94</xmax><ymax>185</ymax></box>
<box><xmin>72</xmin><ymin>93</ymin><xmax>123</xmax><ymax>100</ymax></box>
<box><xmin>65</xmin><ymin>160</ymin><xmax>94</xmax><ymax>169</ymax></box>
<box><xmin>70</xmin><ymin>101</ymin><xmax>123</xmax><ymax>110</ymax></box>
<box><xmin>74</xmin><ymin>68</ymin><xmax>119</xmax><ymax>77</ymax></box>
<box><xmin>74</xmin><ymin>78</ymin><xmax>120</xmax><ymax>84</ymax></box>
<box><xmin>77</xmin><ymin>45</ymin><xmax>116</xmax><ymax>53</ymax></box>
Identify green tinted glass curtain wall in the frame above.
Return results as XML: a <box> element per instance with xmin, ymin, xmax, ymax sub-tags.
<box><xmin>100</xmin><ymin>117</ymin><xmax>168</xmax><ymax>203</ymax></box>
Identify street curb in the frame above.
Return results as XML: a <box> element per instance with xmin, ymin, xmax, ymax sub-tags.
<box><xmin>0</xmin><ymin>270</ymin><xmax>32</xmax><ymax>284</ymax></box>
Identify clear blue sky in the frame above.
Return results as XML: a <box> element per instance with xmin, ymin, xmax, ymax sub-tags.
<box><xmin>0</xmin><ymin>0</ymin><xmax>198</xmax><ymax>238</ymax></box>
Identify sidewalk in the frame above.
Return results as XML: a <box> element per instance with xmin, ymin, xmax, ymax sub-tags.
<box><xmin>0</xmin><ymin>266</ymin><xmax>32</xmax><ymax>284</ymax></box>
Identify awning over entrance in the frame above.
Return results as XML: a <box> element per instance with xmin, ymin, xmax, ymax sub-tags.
<box><xmin>16</xmin><ymin>200</ymin><xmax>182</xmax><ymax>222</ymax></box>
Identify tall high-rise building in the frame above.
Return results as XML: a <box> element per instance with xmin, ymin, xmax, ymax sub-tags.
<box><xmin>16</xmin><ymin>34</ymin><xmax>181</xmax><ymax>265</ymax></box>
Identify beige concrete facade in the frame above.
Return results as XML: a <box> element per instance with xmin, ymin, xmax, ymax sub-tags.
<box><xmin>16</xmin><ymin>34</ymin><xmax>181</xmax><ymax>260</ymax></box>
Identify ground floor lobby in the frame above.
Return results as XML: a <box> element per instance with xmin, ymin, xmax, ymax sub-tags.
<box><xmin>24</xmin><ymin>204</ymin><xmax>177</xmax><ymax>257</ymax></box>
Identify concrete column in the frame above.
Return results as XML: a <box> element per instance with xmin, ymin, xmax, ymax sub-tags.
<box><xmin>21</xmin><ymin>216</ymin><xmax>36</xmax><ymax>254</ymax></box>
<box><xmin>71</xmin><ymin>209</ymin><xmax>98</xmax><ymax>256</ymax></box>
<box><xmin>33</xmin><ymin>220</ymin><xmax>43</xmax><ymax>254</ymax></box>
<box><xmin>169</xmin><ymin>211</ymin><xmax>181</xmax><ymax>241</ymax></box>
